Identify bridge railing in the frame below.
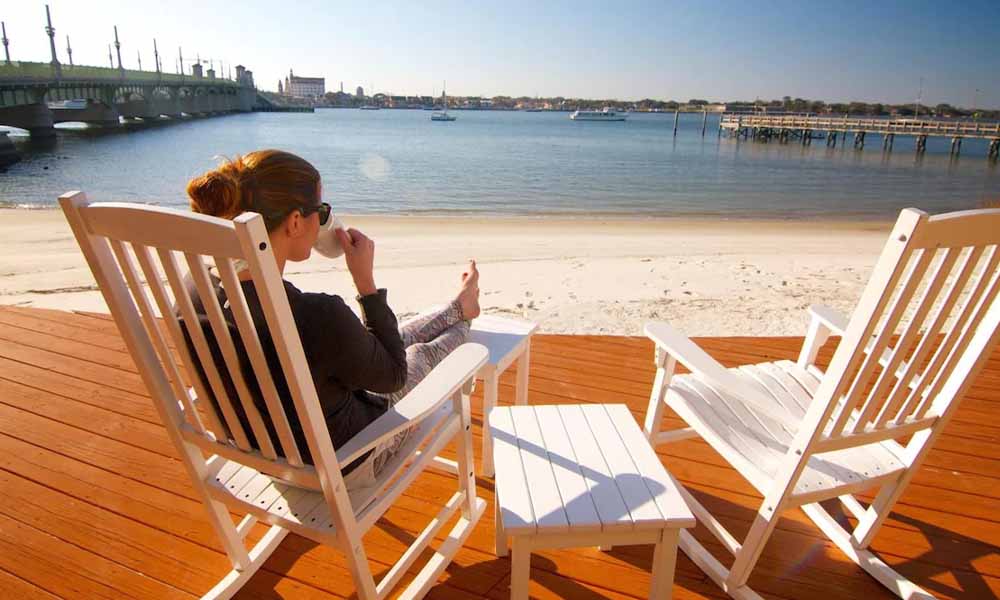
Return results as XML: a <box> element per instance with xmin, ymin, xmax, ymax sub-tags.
<box><xmin>0</xmin><ymin>61</ymin><xmax>241</xmax><ymax>87</ymax></box>
<box><xmin>720</xmin><ymin>113</ymin><xmax>1000</xmax><ymax>138</ymax></box>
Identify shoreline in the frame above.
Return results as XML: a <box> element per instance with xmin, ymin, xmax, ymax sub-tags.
<box><xmin>0</xmin><ymin>208</ymin><xmax>889</xmax><ymax>335</ymax></box>
<box><xmin>0</xmin><ymin>205</ymin><xmax>896</xmax><ymax>227</ymax></box>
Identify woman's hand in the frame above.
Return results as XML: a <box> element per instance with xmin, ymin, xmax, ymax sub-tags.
<box><xmin>337</xmin><ymin>227</ymin><xmax>377</xmax><ymax>296</ymax></box>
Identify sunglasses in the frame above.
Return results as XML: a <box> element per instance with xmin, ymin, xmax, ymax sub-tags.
<box><xmin>300</xmin><ymin>202</ymin><xmax>332</xmax><ymax>226</ymax></box>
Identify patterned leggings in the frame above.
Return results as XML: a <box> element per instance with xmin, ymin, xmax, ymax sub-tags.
<box><xmin>343</xmin><ymin>300</ymin><xmax>470</xmax><ymax>490</ymax></box>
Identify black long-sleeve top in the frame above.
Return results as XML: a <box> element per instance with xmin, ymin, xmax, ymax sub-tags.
<box><xmin>181</xmin><ymin>274</ymin><xmax>408</xmax><ymax>473</ymax></box>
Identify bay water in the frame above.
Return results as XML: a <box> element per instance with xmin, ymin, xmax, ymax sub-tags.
<box><xmin>2</xmin><ymin>110</ymin><xmax>998</xmax><ymax>218</ymax></box>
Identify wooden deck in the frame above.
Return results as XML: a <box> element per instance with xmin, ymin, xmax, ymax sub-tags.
<box><xmin>0</xmin><ymin>304</ymin><xmax>996</xmax><ymax>600</ymax></box>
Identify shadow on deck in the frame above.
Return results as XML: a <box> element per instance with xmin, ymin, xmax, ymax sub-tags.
<box><xmin>0</xmin><ymin>305</ymin><xmax>996</xmax><ymax>599</ymax></box>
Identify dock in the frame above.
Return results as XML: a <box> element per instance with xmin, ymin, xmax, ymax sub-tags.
<box><xmin>720</xmin><ymin>113</ymin><xmax>1000</xmax><ymax>159</ymax></box>
<box><xmin>0</xmin><ymin>304</ymin><xmax>996</xmax><ymax>599</ymax></box>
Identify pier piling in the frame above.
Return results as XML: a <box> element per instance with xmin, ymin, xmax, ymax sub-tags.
<box><xmin>701</xmin><ymin>110</ymin><xmax>707</xmax><ymax>137</ymax></box>
<box><xmin>950</xmin><ymin>137</ymin><xmax>962</xmax><ymax>157</ymax></box>
<box><xmin>989</xmin><ymin>139</ymin><xmax>999</xmax><ymax>160</ymax></box>
<box><xmin>916</xmin><ymin>135</ymin><xmax>928</xmax><ymax>155</ymax></box>
<box><xmin>673</xmin><ymin>110</ymin><xmax>679</xmax><ymax>136</ymax></box>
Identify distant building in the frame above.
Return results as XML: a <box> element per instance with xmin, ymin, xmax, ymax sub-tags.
<box><xmin>278</xmin><ymin>80</ymin><xmax>283</xmax><ymax>94</ymax></box>
<box><xmin>356</xmin><ymin>86</ymin><xmax>364</xmax><ymax>98</ymax></box>
<box><xmin>284</xmin><ymin>69</ymin><xmax>325</xmax><ymax>98</ymax></box>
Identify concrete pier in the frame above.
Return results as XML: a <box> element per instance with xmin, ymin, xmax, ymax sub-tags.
<box><xmin>0</xmin><ymin>132</ymin><xmax>19</xmax><ymax>168</ymax></box>
<box><xmin>0</xmin><ymin>103</ymin><xmax>56</xmax><ymax>137</ymax></box>
<box><xmin>50</xmin><ymin>100</ymin><xmax>120</xmax><ymax>127</ymax></box>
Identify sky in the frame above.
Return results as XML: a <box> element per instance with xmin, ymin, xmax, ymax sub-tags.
<box><xmin>5</xmin><ymin>0</ymin><xmax>1000</xmax><ymax>108</ymax></box>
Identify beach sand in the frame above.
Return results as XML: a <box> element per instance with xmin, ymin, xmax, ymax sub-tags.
<box><xmin>0</xmin><ymin>208</ymin><xmax>892</xmax><ymax>336</ymax></box>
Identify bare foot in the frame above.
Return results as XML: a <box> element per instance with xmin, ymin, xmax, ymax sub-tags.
<box><xmin>457</xmin><ymin>260</ymin><xmax>480</xmax><ymax>320</ymax></box>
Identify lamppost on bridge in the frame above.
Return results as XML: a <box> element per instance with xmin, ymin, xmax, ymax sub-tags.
<box><xmin>108</xmin><ymin>44</ymin><xmax>113</xmax><ymax>68</ymax></box>
<box><xmin>178</xmin><ymin>47</ymin><xmax>184</xmax><ymax>76</ymax></box>
<box><xmin>113</xmin><ymin>25</ymin><xmax>123</xmax><ymax>72</ymax></box>
<box><xmin>1</xmin><ymin>22</ymin><xmax>10</xmax><ymax>66</ymax></box>
<box><xmin>44</xmin><ymin>4</ymin><xmax>61</xmax><ymax>78</ymax></box>
<box><xmin>66</xmin><ymin>34</ymin><xmax>73</xmax><ymax>67</ymax></box>
<box><xmin>137</xmin><ymin>50</ymin><xmax>142</xmax><ymax>71</ymax></box>
<box><xmin>154</xmin><ymin>38</ymin><xmax>161</xmax><ymax>73</ymax></box>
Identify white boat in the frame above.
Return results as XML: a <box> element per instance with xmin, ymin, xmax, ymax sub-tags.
<box><xmin>359</xmin><ymin>105</ymin><xmax>380</xmax><ymax>110</ymax></box>
<box><xmin>570</xmin><ymin>108</ymin><xmax>627</xmax><ymax>121</ymax></box>
<box><xmin>431</xmin><ymin>81</ymin><xmax>457</xmax><ymax>122</ymax></box>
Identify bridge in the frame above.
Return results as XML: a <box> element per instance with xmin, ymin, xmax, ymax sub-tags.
<box><xmin>0</xmin><ymin>60</ymin><xmax>260</xmax><ymax>138</ymax></box>
<box><xmin>720</xmin><ymin>113</ymin><xmax>1000</xmax><ymax>159</ymax></box>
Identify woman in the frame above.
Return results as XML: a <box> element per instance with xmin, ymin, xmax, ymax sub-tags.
<box><xmin>185</xmin><ymin>149</ymin><xmax>480</xmax><ymax>490</ymax></box>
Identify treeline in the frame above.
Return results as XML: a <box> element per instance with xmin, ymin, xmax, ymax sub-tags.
<box><xmin>261</xmin><ymin>90</ymin><xmax>998</xmax><ymax>118</ymax></box>
<box><xmin>728</xmin><ymin>96</ymin><xmax>999</xmax><ymax>119</ymax></box>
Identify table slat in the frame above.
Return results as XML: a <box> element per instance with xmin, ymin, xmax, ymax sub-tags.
<box><xmin>604</xmin><ymin>404</ymin><xmax>696</xmax><ymax>528</ymax></box>
<box><xmin>534</xmin><ymin>404</ymin><xmax>602</xmax><ymax>533</ymax></box>
<box><xmin>558</xmin><ymin>404</ymin><xmax>634</xmax><ymax>532</ymax></box>
<box><xmin>510</xmin><ymin>406</ymin><xmax>570</xmax><ymax>534</ymax></box>
<box><xmin>580</xmin><ymin>404</ymin><xmax>665</xmax><ymax>529</ymax></box>
<box><xmin>490</xmin><ymin>407</ymin><xmax>537</xmax><ymax>535</ymax></box>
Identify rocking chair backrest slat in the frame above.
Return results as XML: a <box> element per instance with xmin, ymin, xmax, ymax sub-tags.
<box><xmin>872</xmin><ymin>245</ymin><xmax>980</xmax><ymax>429</ymax></box>
<box><xmin>59</xmin><ymin>196</ymin><xmax>348</xmax><ymax>502</ymax></box>
<box><xmin>158</xmin><ymin>245</ymin><xmax>252</xmax><ymax>451</ymax></box>
<box><xmin>891</xmin><ymin>246</ymin><xmax>999</xmax><ymax>425</ymax></box>
<box><xmin>132</xmin><ymin>242</ymin><xmax>227</xmax><ymax>435</ymax></box>
<box><xmin>107</xmin><ymin>238</ymin><xmax>205</xmax><ymax>432</ymax></box>
<box><xmin>184</xmin><ymin>251</ymin><xmax>278</xmax><ymax>460</ymax></box>
<box><xmin>214</xmin><ymin>256</ymin><xmax>303</xmax><ymax>466</ymax></box>
<box><xmin>228</xmin><ymin>213</ymin><xmax>344</xmax><ymax>481</ymax></box>
<box><xmin>811</xmin><ymin>208</ymin><xmax>1000</xmax><ymax>450</ymax></box>
<box><xmin>827</xmin><ymin>246</ymin><xmax>933</xmax><ymax>436</ymax></box>
<box><xmin>804</xmin><ymin>209</ymin><xmax>925</xmax><ymax>447</ymax></box>
<box><xmin>913</xmin><ymin>257</ymin><xmax>1000</xmax><ymax>420</ymax></box>
<box><xmin>850</xmin><ymin>247</ymin><xmax>959</xmax><ymax>432</ymax></box>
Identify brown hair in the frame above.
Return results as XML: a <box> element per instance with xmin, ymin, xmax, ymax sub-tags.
<box><xmin>187</xmin><ymin>149</ymin><xmax>320</xmax><ymax>231</ymax></box>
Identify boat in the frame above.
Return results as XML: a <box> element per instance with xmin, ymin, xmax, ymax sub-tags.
<box><xmin>431</xmin><ymin>81</ymin><xmax>457</xmax><ymax>122</ymax></box>
<box><xmin>570</xmin><ymin>108</ymin><xmax>627</xmax><ymax>121</ymax></box>
<box><xmin>359</xmin><ymin>105</ymin><xmax>380</xmax><ymax>110</ymax></box>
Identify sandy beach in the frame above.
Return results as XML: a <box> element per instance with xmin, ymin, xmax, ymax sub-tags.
<box><xmin>0</xmin><ymin>208</ymin><xmax>892</xmax><ymax>336</ymax></box>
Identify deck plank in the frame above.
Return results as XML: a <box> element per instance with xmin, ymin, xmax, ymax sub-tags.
<box><xmin>0</xmin><ymin>305</ymin><xmax>997</xmax><ymax>599</ymax></box>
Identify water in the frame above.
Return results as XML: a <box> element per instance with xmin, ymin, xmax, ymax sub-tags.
<box><xmin>2</xmin><ymin>110</ymin><xmax>999</xmax><ymax>218</ymax></box>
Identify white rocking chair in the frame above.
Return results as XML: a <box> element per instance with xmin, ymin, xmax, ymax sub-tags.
<box><xmin>642</xmin><ymin>208</ymin><xmax>1000</xmax><ymax>599</ymax></box>
<box><xmin>60</xmin><ymin>192</ymin><xmax>489</xmax><ymax>600</ymax></box>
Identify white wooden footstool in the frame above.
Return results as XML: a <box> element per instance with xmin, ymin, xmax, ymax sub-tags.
<box><xmin>491</xmin><ymin>404</ymin><xmax>695</xmax><ymax>600</ymax></box>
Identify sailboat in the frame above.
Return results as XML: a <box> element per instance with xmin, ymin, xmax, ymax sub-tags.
<box><xmin>431</xmin><ymin>82</ymin><xmax>456</xmax><ymax>122</ymax></box>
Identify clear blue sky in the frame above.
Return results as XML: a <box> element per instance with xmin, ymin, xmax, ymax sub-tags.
<box><xmin>6</xmin><ymin>0</ymin><xmax>999</xmax><ymax>107</ymax></box>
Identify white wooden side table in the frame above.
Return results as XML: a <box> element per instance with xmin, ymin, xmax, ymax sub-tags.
<box><xmin>490</xmin><ymin>403</ymin><xmax>695</xmax><ymax>600</ymax></box>
<box><xmin>428</xmin><ymin>314</ymin><xmax>538</xmax><ymax>478</ymax></box>
<box><xmin>470</xmin><ymin>315</ymin><xmax>538</xmax><ymax>477</ymax></box>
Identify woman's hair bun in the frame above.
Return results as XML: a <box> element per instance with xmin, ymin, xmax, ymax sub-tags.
<box><xmin>186</xmin><ymin>150</ymin><xmax>320</xmax><ymax>231</ymax></box>
<box><xmin>187</xmin><ymin>158</ymin><xmax>244</xmax><ymax>218</ymax></box>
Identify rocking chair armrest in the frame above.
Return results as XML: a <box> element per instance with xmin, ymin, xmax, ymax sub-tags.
<box><xmin>644</xmin><ymin>321</ymin><xmax>790</xmax><ymax>425</ymax></box>
<box><xmin>808</xmin><ymin>304</ymin><xmax>849</xmax><ymax>337</ymax></box>
<box><xmin>798</xmin><ymin>304</ymin><xmax>849</xmax><ymax>369</ymax></box>
<box><xmin>336</xmin><ymin>343</ymin><xmax>489</xmax><ymax>467</ymax></box>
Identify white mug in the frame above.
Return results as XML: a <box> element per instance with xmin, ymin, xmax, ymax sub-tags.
<box><xmin>313</xmin><ymin>214</ymin><xmax>348</xmax><ymax>258</ymax></box>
